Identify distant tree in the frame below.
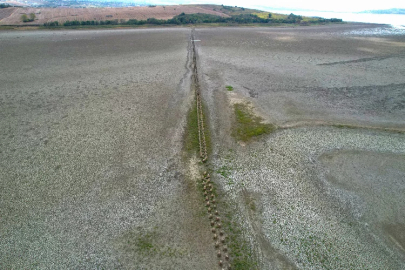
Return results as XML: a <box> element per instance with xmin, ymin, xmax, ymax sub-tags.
<box><xmin>0</xmin><ymin>3</ymin><xmax>12</xmax><ymax>8</ymax></box>
<box><xmin>268</xmin><ymin>13</ymin><xmax>272</xmax><ymax>18</ymax></box>
<box><xmin>21</xmin><ymin>13</ymin><xmax>36</xmax><ymax>22</ymax></box>
<box><xmin>44</xmin><ymin>21</ymin><xmax>59</xmax><ymax>26</ymax></box>
<box><xmin>21</xmin><ymin>14</ymin><xmax>28</xmax><ymax>22</ymax></box>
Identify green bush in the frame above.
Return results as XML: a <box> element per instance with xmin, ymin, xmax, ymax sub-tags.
<box><xmin>44</xmin><ymin>21</ymin><xmax>59</xmax><ymax>26</ymax></box>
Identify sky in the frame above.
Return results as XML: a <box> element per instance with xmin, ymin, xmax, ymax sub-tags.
<box><xmin>151</xmin><ymin>0</ymin><xmax>405</xmax><ymax>13</ymax></box>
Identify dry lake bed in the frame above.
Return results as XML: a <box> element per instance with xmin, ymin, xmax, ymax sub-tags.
<box><xmin>1</xmin><ymin>23</ymin><xmax>405</xmax><ymax>269</ymax></box>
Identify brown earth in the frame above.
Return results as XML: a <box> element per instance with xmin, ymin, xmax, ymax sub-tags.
<box><xmin>0</xmin><ymin>5</ymin><xmax>229</xmax><ymax>25</ymax></box>
<box><xmin>0</xmin><ymin>7</ymin><xmax>16</xmax><ymax>20</ymax></box>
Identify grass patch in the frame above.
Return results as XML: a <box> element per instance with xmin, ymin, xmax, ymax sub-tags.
<box><xmin>120</xmin><ymin>227</ymin><xmax>185</xmax><ymax>259</ymax></box>
<box><xmin>217</xmin><ymin>165</ymin><xmax>232</xmax><ymax>178</ymax></box>
<box><xmin>221</xmin><ymin>201</ymin><xmax>258</xmax><ymax>270</ymax></box>
<box><xmin>232</xmin><ymin>103</ymin><xmax>276</xmax><ymax>142</ymax></box>
<box><xmin>121</xmin><ymin>229</ymin><xmax>158</xmax><ymax>255</ymax></box>
<box><xmin>183</xmin><ymin>95</ymin><xmax>212</xmax><ymax>158</ymax></box>
<box><xmin>135</xmin><ymin>231</ymin><xmax>157</xmax><ymax>254</ymax></box>
<box><xmin>226</xmin><ymin>85</ymin><xmax>234</xmax><ymax>91</ymax></box>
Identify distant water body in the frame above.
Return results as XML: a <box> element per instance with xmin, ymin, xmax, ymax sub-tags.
<box><xmin>269</xmin><ymin>10</ymin><xmax>405</xmax><ymax>29</ymax></box>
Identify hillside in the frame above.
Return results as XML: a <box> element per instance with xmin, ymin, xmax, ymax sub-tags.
<box><xmin>0</xmin><ymin>5</ymin><xmax>229</xmax><ymax>25</ymax></box>
<box><xmin>0</xmin><ymin>4</ymin><xmax>342</xmax><ymax>26</ymax></box>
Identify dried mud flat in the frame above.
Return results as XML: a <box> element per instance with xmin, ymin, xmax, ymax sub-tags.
<box><xmin>196</xmin><ymin>23</ymin><xmax>405</xmax><ymax>269</ymax></box>
<box><xmin>0</xmin><ymin>28</ymin><xmax>217</xmax><ymax>269</ymax></box>
<box><xmin>0</xmin><ymin>23</ymin><xmax>405</xmax><ymax>269</ymax></box>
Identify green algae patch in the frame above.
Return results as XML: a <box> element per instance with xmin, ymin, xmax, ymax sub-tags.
<box><xmin>232</xmin><ymin>103</ymin><xmax>276</xmax><ymax>142</ymax></box>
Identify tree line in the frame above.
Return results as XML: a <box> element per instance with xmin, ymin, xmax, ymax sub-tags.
<box><xmin>0</xmin><ymin>3</ymin><xmax>12</xmax><ymax>8</ymax></box>
<box><xmin>47</xmin><ymin>13</ymin><xmax>342</xmax><ymax>27</ymax></box>
<box><xmin>21</xmin><ymin>13</ymin><xmax>36</xmax><ymax>22</ymax></box>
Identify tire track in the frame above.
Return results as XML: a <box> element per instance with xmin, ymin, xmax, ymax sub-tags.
<box><xmin>318</xmin><ymin>53</ymin><xmax>405</xmax><ymax>66</ymax></box>
<box><xmin>191</xmin><ymin>29</ymin><xmax>231</xmax><ymax>270</ymax></box>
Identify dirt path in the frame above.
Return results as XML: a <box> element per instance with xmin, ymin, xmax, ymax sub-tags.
<box><xmin>190</xmin><ymin>28</ymin><xmax>231</xmax><ymax>269</ymax></box>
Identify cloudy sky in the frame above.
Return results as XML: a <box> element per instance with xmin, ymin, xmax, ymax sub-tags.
<box><xmin>152</xmin><ymin>0</ymin><xmax>405</xmax><ymax>12</ymax></box>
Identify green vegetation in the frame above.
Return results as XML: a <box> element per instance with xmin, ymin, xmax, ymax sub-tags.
<box><xmin>21</xmin><ymin>13</ymin><xmax>36</xmax><ymax>23</ymax></box>
<box><xmin>43</xmin><ymin>21</ymin><xmax>59</xmax><ymax>27</ymax></box>
<box><xmin>183</xmin><ymin>96</ymin><xmax>211</xmax><ymax>157</ymax></box>
<box><xmin>0</xmin><ymin>3</ymin><xmax>11</xmax><ymax>8</ymax></box>
<box><xmin>211</xmin><ymin>150</ymin><xmax>257</xmax><ymax>269</ymax></box>
<box><xmin>46</xmin><ymin>11</ymin><xmax>342</xmax><ymax>27</ymax></box>
<box><xmin>255</xmin><ymin>11</ymin><xmax>342</xmax><ymax>24</ymax></box>
<box><xmin>222</xmin><ymin>201</ymin><xmax>258</xmax><ymax>269</ymax></box>
<box><xmin>135</xmin><ymin>231</ymin><xmax>157</xmax><ymax>254</ymax></box>
<box><xmin>121</xmin><ymin>228</ymin><xmax>185</xmax><ymax>259</ymax></box>
<box><xmin>226</xmin><ymin>85</ymin><xmax>234</xmax><ymax>91</ymax></box>
<box><xmin>217</xmin><ymin>165</ymin><xmax>232</xmax><ymax>178</ymax></box>
<box><xmin>232</xmin><ymin>103</ymin><xmax>276</xmax><ymax>142</ymax></box>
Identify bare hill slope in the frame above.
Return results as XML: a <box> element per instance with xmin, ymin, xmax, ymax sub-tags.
<box><xmin>0</xmin><ymin>5</ymin><xmax>229</xmax><ymax>25</ymax></box>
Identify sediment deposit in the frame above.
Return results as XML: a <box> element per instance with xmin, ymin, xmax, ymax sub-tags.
<box><xmin>1</xmin><ymin>23</ymin><xmax>404</xmax><ymax>269</ymax></box>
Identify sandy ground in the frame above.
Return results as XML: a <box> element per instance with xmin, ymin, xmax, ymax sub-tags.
<box><xmin>195</xmin><ymin>23</ymin><xmax>405</xmax><ymax>269</ymax></box>
<box><xmin>0</xmin><ymin>28</ymin><xmax>217</xmax><ymax>269</ymax></box>
<box><xmin>1</xmin><ymin>23</ymin><xmax>405</xmax><ymax>269</ymax></box>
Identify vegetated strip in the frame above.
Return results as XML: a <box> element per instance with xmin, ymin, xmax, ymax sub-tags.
<box><xmin>232</xmin><ymin>103</ymin><xmax>277</xmax><ymax>142</ymax></box>
<box><xmin>41</xmin><ymin>12</ymin><xmax>343</xmax><ymax>28</ymax></box>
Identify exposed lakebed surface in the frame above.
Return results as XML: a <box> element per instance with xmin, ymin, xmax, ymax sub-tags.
<box><xmin>1</xmin><ymin>24</ymin><xmax>404</xmax><ymax>269</ymax></box>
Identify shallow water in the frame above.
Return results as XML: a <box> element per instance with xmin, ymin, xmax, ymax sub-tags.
<box><xmin>343</xmin><ymin>25</ymin><xmax>405</xmax><ymax>36</ymax></box>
